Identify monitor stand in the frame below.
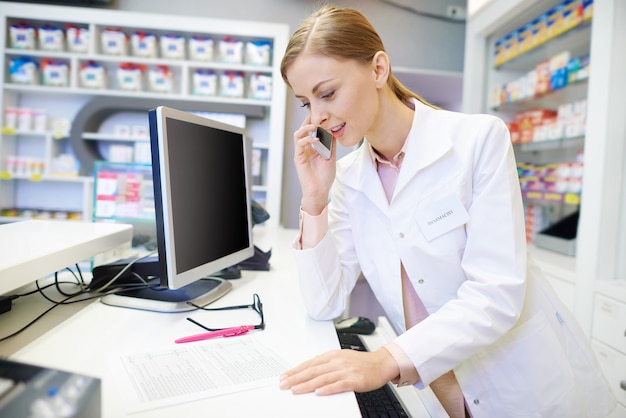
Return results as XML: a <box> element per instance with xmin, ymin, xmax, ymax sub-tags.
<box><xmin>100</xmin><ymin>277</ymin><xmax>232</xmax><ymax>313</ymax></box>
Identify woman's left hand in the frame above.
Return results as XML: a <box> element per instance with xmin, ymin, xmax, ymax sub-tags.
<box><xmin>279</xmin><ymin>347</ymin><xmax>399</xmax><ymax>395</ymax></box>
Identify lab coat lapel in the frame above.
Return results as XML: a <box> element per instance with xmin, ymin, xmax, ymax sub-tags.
<box><xmin>340</xmin><ymin>143</ymin><xmax>390</xmax><ymax>215</ymax></box>
<box><xmin>393</xmin><ymin>102</ymin><xmax>453</xmax><ymax>200</ymax></box>
<box><xmin>339</xmin><ymin>101</ymin><xmax>453</xmax><ymax>211</ymax></box>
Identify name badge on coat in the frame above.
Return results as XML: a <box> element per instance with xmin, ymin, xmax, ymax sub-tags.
<box><xmin>416</xmin><ymin>193</ymin><xmax>470</xmax><ymax>241</ymax></box>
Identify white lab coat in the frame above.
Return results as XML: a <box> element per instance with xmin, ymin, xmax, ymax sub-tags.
<box><xmin>292</xmin><ymin>100</ymin><xmax>616</xmax><ymax>417</ymax></box>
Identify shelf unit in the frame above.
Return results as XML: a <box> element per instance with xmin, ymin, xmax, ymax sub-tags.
<box><xmin>464</xmin><ymin>0</ymin><xmax>626</xmax><ymax>411</ymax></box>
<box><xmin>0</xmin><ymin>2</ymin><xmax>288</xmax><ymax>226</ymax></box>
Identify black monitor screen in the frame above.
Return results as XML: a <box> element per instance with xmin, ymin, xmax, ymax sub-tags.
<box><xmin>165</xmin><ymin>117</ymin><xmax>250</xmax><ymax>274</ymax></box>
<box><xmin>149</xmin><ymin>106</ymin><xmax>254</xmax><ymax>290</ymax></box>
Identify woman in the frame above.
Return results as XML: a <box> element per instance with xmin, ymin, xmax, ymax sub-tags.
<box><xmin>278</xmin><ymin>5</ymin><xmax>615</xmax><ymax>418</ymax></box>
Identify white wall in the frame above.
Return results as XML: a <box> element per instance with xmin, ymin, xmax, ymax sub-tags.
<box><xmin>113</xmin><ymin>0</ymin><xmax>468</xmax><ymax>227</ymax></box>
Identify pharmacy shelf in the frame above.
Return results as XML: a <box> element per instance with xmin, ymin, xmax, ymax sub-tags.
<box><xmin>463</xmin><ymin>0</ymin><xmax>626</xmax><ymax>341</ymax></box>
<box><xmin>0</xmin><ymin>2</ymin><xmax>288</xmax><ymax>226</ymax></box>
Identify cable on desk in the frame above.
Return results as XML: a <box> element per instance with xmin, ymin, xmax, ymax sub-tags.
<box><xmin>0</xmin><ymin>257</ymin><xmax>161</xmax><ymax>343</ymax></box>
<box><xmin>94</xmin><ymin>250</ymin><xmax>157</xmax><ymax>292</ymax></box>
<box><xmin>54</xmin><ymin>264</ymin><xmax>87</xmax><ymax>296</ymax></box>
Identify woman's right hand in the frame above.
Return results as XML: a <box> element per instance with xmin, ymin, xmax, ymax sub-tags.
<box><xmin>293</xmin><ymin>117</ymin><xmax>336</xmax><ymax>216</ymax></box>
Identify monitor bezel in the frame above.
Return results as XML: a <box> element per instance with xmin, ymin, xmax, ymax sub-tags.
<box><xmin>149</xmin><ymin>106</ymin><xmax>254</xmax><ymax>290</ymax></box>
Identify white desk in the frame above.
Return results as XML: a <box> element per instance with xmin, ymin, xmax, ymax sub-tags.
<box><xmin>0</xmin><ymin>220</ymin><xmax>133</xmax><ymax>295</ymax></box>
<box><xmin>1</xmin><ymin>226</ymin><xmax>433</xmax><ymax>417</ymax></box>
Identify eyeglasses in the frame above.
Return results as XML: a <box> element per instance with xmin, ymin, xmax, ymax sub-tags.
<box><xmin>186</xmin><ymin>293</ymin><xmax>265</xmax><ymax>332</ymax></box>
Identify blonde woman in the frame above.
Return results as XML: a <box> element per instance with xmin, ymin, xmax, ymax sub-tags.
<box><xmin>278</xmin><ymin>5</ymin><xmax>615</xmax><ymax>418</ymax></box>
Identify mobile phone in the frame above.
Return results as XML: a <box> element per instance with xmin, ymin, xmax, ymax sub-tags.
<box><xmin>310</xmin><ymin>126</ymin><xmax>333</xmax><ymax>160</ymax></box>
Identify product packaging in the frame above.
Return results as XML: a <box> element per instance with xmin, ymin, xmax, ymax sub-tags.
<box><xmin>114</xmin><ymin>124</ymin><xmax>131</xmax><ymax>137</ymax></box>
<box><xmin>219</xmin><ymin>71</ymin><xmax>244</xmax><ymax>97</ymax></box>
<box><xmin>549</xmin><ymin>51</ymin><xmax>570</xmax><ymax>90</ymax></box>
<box><xmin>534</xmin><ymin>60</ymin><xmax>551</xmax><ymax>96</ymax></box>
<box><xmin>192</xmin><ymin>69</ymin><xmax>217</xmax><ymax>95</ymax></box>
<box><xmin>9</xmin><ymin>57</ymin><xmax>39</xmax><ymax>85</ymax></box>
<box><xmin>546</xmin><ymin>5</ymin><xmax>565</xmax><ymax>39</ymax></box>
<box><xmin>117</xmin><ymin>63</ymin><xmax>145</xmax><ymax>91</ymax></box>
<box><xmin>251</xmin><ymin>148</ymin><xmax>263</xmax><ymax>185</ymax></box>
<box><xmin>3</xmin><ymin>107</ymin><xmax>18</xmax><ymax>130</ymax></box>
<box><xmin>493</xmin><ymin>38</ymin><xmax>505</xmax><ymax>67</ymax></box>
<box><xmin>506</xmin><ymin>121</ymin><xmax>520</xmax><ymax>144</ymax></box>
<box><xmin>583</xmin><ymin>0</ymin><xmax>594</xmax><ymax>21</ymax></box>
<box><xmin>51</xmin><ymin>118</ymin><xmax>71</xmax><ymax>138</ymax></box>
<box><xmin>562</xmin><ymin>0</ymin><xmax>584</xmax><ymax>32</ymax></box>
<box><xmin>525</xmin><ymin>204</ymin><xmax>546</xmax><ymax>244</ymax></box>
<box><xmin>38</xmin><ymin>26</ymin><xmax>64</xmax><ymax>51</ymax></box>
<box><xmin>517</xmin><ymin>22</ymin><xmax>534</xmax><ymax>55</ymax></box>
<box><xmin>515</xmin><ymin>108</ymin><xmax>558</xmax><ymax>143</ymax></box>
<box><xmin>530</xmin><ymin>13</ymin><xmax>548</xmax><ymax>47</ymax></box>
<box><xmin>577</xmin><ymin>55</ymin><xmax>590</xmax><ymax>80</ymax></box>
<box><xmin>10</xmin><ymin>22</ymin><xmax>36</xmax><ymax>49</ymax></box>
<box><xmin>131</xmin><ymin>125</ymin><xmax>149</xmax><ymax>138</ymax></box>
<box><xmin>218</xmin><ymin>37</ymin><xmax>243</xmax><ymax>64</ymax></box>
<box><xmin>189</xmin><ymin>35</ymin><xmax>214</xmax><ymax>61</ymax></box>
<box><xmin>161</xmin><ymin>34</ymin><xmax>186</xmax><ymax>59</ymax></box>
<box><xmin>50</xmin><ymin>154</ymin><xmax>79</xmax><ymax>177</ymax></box>
<box><xmin>546</xmin><ymin>118</ymin><xmax>565</xmax><ymax>140</ymax></box>
<box><xmin>17</xmin><ymin>108</ymin><xmax>32</xmax><ymax>131</ymax></box>
<box><xmin>33</xmin><ymin>109</ymin><xmax>48</xmax><ymax>132</ymax></box>
<box><xmin>248</xmin><ymin>73</ymin><xmax>272</xmax><ymax>100</ymax></box>
<box><xmin>131</xmin><ymin>31</ymin><xmax>158</xmax><ymax>58</ymax></box>
<box><xmin>101</xmin><ymin>28</ymin><xmax>128</xmax><ymax>55</ymax></box>
<box><xmin>80</xmin><ymin>61</ymin><xmax>106</xmax><ymax>89</ymax></box>
<box><xmin>245</xmin><ymin>41</ymin><xmax>272</xmax><ymax>66</ymax></box>
<box><xmin>41</xmin><ymin>59</ymin><xmax>69</xmax><ymax>87</ymax></box>
<box><xmin>502</xmin><ymin>31</ymin><xmax>519</xmax><ymax>63</ymax></box>
<box><xmin>148</xmin><ymin>65</ymin><xmax>173</xmax><ymax>93</ymax></box>
<box><xmin>66</xmin><ymin>25</ymin><xmax>90</xmax><ymax>53</ymax></box>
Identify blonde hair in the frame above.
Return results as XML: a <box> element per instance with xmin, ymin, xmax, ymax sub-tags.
<box><xmin>280</xmin><ymin>5</ymin><xmax>436</xmax><ymax>108</ymax></box>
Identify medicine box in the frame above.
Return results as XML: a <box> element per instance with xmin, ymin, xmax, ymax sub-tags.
<box><xmin>66</xmin><ymin>25</ymin><xmax>90</xmax><ymax>53</ymax></box>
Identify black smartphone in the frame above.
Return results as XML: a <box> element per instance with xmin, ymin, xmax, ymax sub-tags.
<box><xmin>310</xmin><ymin>126</ymin><xmax>333</xmax><ymax>160</ymax></box>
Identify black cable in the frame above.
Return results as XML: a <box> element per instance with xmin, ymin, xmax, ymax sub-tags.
<box><xmin>38</xmin><ymin>279</ymin><xmax>85</xmax><ymax>303</ymax></box>
<box><xmin>0</xmin><ymin>277</ymin><xmax>161</xmax><ymax>343</ymax></box>
<box><xmin>74</xmin><ymin>263</ymin><xmax>86</xmax><ymax>286</ymax></box>
<box><xmin>96</xmin><ymin>250</ymin><xmax>157</xmax><ymax>291</ymax></box>
<box><xmin>378</xmin><ymin>0</ymin><xmax>466</xmax><ymax>23</ymax></box>
<box><xmin>63</xmin><ymin>263</ymin><xmax>87</xmax><ymax>293</ymax></box>
<box><xmin>53</xmin><ymin>273</ymin><xmax>84</xmax><ymax>298</ymax></box>
<box><xmin>0</xmin><ymin>297</ymin><xmax>64</xmax><ymax>343</ymax></box>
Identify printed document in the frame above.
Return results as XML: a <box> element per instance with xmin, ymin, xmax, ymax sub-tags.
<box><xmin>107</xmin><ymin>335</ymin><xmax>289</xmax><ymax>413</ymax></box>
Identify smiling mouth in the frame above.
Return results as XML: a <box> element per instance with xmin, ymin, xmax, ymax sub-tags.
<box><xmin>330</xmin><ymin>123</ymin><xmax>346</xmax><ymax>136</ymax></box>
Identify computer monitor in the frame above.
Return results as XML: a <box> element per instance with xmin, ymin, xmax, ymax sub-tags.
<box><xmin>99</xmin><ymin>106</ymin><xmax>254</xmax><ymax>312</ymax></box>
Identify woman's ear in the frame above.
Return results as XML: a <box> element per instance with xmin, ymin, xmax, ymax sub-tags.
<box><xmin>372</xmin><ymin>51</ymin><xmax>390</xmax><ymax>88</ymax></box>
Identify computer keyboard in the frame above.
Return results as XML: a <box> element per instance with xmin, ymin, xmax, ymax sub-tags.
<box><xmin>337</xmin><ymin>332</ymin><xmax>410</xmax><ymax>418</ymax></box>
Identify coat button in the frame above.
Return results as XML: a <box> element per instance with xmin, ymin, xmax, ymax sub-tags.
<box><xmin>399</xmin><ymin>232</ymin><xmax>404</xmax><ymax>238</ymax></box>
<box><xmin>418</xmin><ymin>279</ymin><xmax>424</xmax><ymax>284</ymax></box>
<box><xmin>473</xmin><ymin>399</ymin><xmax>479</xmax><ymax>405</ymax></box>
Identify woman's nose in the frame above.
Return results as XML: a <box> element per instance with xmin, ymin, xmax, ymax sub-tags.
<box><xmin>310</xmin><ymin>107</ymin><xmax>329</xmax><ymax>126</ymax></box>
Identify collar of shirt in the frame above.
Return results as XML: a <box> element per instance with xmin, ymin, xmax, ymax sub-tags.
<box><xmin>368</xmin><ymin>140</ymin><xmax>408</xmax><ymax>172</ymax></box>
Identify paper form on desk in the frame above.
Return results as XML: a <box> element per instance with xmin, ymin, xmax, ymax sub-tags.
<box><xmin>107</xmin><ymin>334</ymin><xmax>289</xmax><ymax>413</ymax></box>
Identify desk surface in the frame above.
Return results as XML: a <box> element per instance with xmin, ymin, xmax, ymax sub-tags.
<box><xmin>1</xmin><ymin>226</ymin><xmax>361</xmax><ymax>417</ymax></box>
<box><xmin>1</xmin><ymin>225</ymin><xmax>433</xmax><ymax>417</ymax></box>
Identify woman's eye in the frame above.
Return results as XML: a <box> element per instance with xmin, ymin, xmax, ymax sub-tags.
<box><xmin>300</xmin><ymin>102</ymin><xmax>310</xmax><ymax>108</ymax></box>
<box><xmin>321</xmin><ymin>90</ymin><xmax>335</xmax><ymax>100</ymax></box>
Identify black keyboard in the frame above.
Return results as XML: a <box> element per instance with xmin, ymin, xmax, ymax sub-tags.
<box><xmin>337</xmin><ymin>332</ymin><xmax>410</xmax><ymax>418</ymax></box>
